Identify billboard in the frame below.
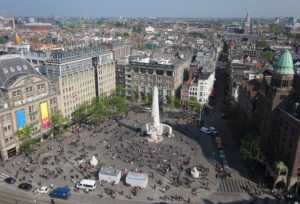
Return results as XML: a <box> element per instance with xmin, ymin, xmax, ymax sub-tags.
<box><xmin>40</xmin><ymin>102</ymin><xmax>49</xmax><ymax>128</ymax></box>
<box><xmin>16</xmin><ymin>109</ymin><xmax>26</xmax><ymax>129</ymax></box>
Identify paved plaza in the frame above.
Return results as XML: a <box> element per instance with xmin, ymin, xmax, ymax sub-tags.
<box><xmin>0</xmin><ymin>107</ymin><xmax>221</xmax><ymax>203</ymax></box>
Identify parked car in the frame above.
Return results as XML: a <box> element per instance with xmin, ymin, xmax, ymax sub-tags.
<box><xmin>4</xmin><ymin>177</ymin><xmax>16</xmax><ymax>184</ymax></box>
<box><xmin>209</xmin><ymin>127</ymin><xmax>218</xmax><ymax>135</ymax></box>
<box><xmin>18</xmin><ymin>182</ymin><xmax>33</xmax><ymax>191</ymax></box>
<box><xmin>49</xmin><ymin>187</ymin><xmax>71</xmax><ymax>199</ymax></box>
<box><xmin>218</xmin><ymin>149</ymin><xmax>226</xmax><ymax>159</ymax></box>
<box><xmin>222</xmin><ymin>158</ymin><xmax>229</xmax><ymax>168</ymax></box>
<box><xmin>200</xmin><ymin>127</ymin><xmax>211</xmax><ymax>134</ymax></box>
<box><xmin>36</xmin><ymin>186</ymin><xmax>49</xmax><ymax>194</ymax></box>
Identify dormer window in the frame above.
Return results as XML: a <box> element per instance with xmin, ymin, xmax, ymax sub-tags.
<box><xmin>23</xmin><ymin>65</ymin><xmax>27</xmax><ymax>70</ymax></box>
<box><xmin>3</xmin><ymin>68</ymin><xmax>8</xmax><ymax>73</ymax></box>
<box><xmin>10</xmin><ymin>67</ymin><xmax>15</xmax><ymax>72</ymax></box>
<box><xmin>17</xmin><ymin>66</ymin><xmax>21</xmax><ymax>71</ymax></box>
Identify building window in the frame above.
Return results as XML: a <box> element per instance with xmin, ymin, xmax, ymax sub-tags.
<box><xmin>37</xmin><ymin>84</ymin><xmax>45</xmax><ymax>91</ymax></box>
<box><xmin>280</xmin><ymin>95</ymin><xmax>285</xmax><ymax>100</ymax></box>
<box><xmin>1</xmin><ymin>114</ymin><xmax>10</xmax><ymax>122</ymax></box>
<box><xmin>3</xmin><ymin>68</ymin><xmax>8</xmax><ymax>73</ymax></box>
<box><xmin>12</xmin><ymin>90</ymin><xmax>21</xmax><ymax>97</ymax></box>
<box><xmin>4</xmin><ymin>125</ymin><xmax>12</xmax><ymax>133</ymax></box>
<box><xmin>30</xmin><ymin>115</ymin><xmax>36</xmax><ymax>121</ymax></box>
<box><xmin>26</xmin><ymin>87</ymin><xmax>33</xmax><ymax>92</ymax></box>
<box><xmin>28</xmin><ymin>105</ymin><xmax>35</xmax><ymax>113</ymax></box>
<box><xmin>50</xmin><ymin>98</ymin><xmax>57</xmax><ymax>105</ymax></box>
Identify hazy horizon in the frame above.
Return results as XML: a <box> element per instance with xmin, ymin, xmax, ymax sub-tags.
<box><xmin>1</xmin><ymin>0</ymin><xmax>299</xmax><ymax>18</ymax></box>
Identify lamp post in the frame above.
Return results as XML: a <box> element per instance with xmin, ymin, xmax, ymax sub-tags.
<box><xmin>198</xmin><ymin>105</ymin><xmax>203</xmax><ymax>127</ymax></box>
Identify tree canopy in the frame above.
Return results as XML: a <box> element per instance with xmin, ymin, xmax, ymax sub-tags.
<box><xmin>263</xmin><ymin>50</ymin><xmax>275</xmax><ymax>62</ymax></box>
<box><xmin>0</xmin><ymin>36</ymin><xmax>4</xmax><ymax>44</ymax></box>
<box><xmin>269</xmin><ymin>24</ymin><xmax>283</xmax><ymax>35</ymax></box>
<box><xmin>51</xmin><ymin>111</ymin><xmax>68</xmax><ymax>135</ymax></box>
<box><xmin>16</xmin><ymin>124</ymin><xmax>34</xmax><ymax>140</ymax></box>
<box><xmin>256</xmin><ymin>40</ymin><xmax>269</xmax><ymax>48</ymax></box>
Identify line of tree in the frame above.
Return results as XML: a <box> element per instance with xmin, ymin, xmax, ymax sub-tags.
<box><xmin>72</xmin><ymin>85</ymin><xmax>127</xmax><ymax>124</ymax></box>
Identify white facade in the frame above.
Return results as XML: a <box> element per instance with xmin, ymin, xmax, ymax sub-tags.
<box><xmin>145</xmin><ymin>26</ymin><xmax>155</xmax><ymax>34</ymax></box>
<box><xmin>188</xmin><ymin>71</ymin><xmax>215</xmax><ymax>105</ymax></box>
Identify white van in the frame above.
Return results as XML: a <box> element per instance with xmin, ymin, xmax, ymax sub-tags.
<box><xmin>75</xmin><ymin>179</ymin><xmax>96</xmax><ymax>191</ymax></box>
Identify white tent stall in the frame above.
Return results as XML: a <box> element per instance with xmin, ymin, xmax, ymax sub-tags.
<box><xmin>125</xmin><ymin>172</ymin><xmax>148</xmax><ymax>188</ymax></box>
<box><xmin>98</xmin><ymin>168</ymin><xmax>121</xmax><ymax>184</ymax></box>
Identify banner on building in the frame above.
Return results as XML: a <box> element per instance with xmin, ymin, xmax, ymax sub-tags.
<box><xmin>40</xmin><ymin>102</ymin><xmax>49</xmax><ymax>128</ymax></box>
<box><xmin>16</xmin><ymin>109</ymin><xmax>26</xmax><ymax>129</ymax></box>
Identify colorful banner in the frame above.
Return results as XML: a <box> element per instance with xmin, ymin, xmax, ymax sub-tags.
<box><xmin>40</xmin><ymin>102</ymin><xmax>49</xmax><ymax>128</ymax></box>
<box><xmin>16</xmin><ymin>109</ymin><xmax>26</xmax><ymax>129</ymax></box>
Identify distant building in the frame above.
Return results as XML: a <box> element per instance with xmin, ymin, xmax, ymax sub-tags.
<box><xmin>103</xmin><ymin>42</ymin><xmax>131</xmax><ymax>61</ymax></box>
<box><xmin>45</xmin><ymin>46</ymin><xmax>115</xmax><ymax>118</ymax></box>
<box><xmin>145</xmin><ymin>26</ymin><xmax>155</xmax><ymax>34</ymax></box>
<box><xmin>0</xmin><ymin>16</ymin><xmax>15</xmax><ymax>29</ymax></box>
<box><xmin>115</xmin><ymin>58</ymin><xmax>128</xmax><ymax>86</ymax></box>
<box><xmin>118</xmin><ymin>47</ymin><xmax>192</xmax><ymax>101</ymax></box>
<box><xmin>188</xmin><ymin>70</ymin><xmax>215</xmax><ymax>105</ymax></box>
<box><xmin>0</xmin><ymin>55</ymin><xmax>59</xmax><ymax>160</ymax></box>
<box><xmin>243</xmin><ymin>10</ymin><xmax>251</xmax><ymax>34</ymax></box>
<box><xmin>237</xmin><ymin>78</ymin><xmax>262</xmax><ymax>119</ymax></box>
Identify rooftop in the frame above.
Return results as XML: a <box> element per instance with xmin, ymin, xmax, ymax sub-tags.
<box><xmin>47</xmin><ymin>45</ymin><xmax>109</xmax><ymax>63</ymax></box>
<box><xmin>274</xmin><ymin>49</ymin><xmax>294</xmax><ymax>75</ymax></box>
<box><xmin>0</xmin><ymin>55</ymin><xmax>42</xmax><ymax>89</ymax></box>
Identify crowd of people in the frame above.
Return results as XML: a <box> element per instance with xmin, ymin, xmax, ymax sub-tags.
<box><xmin>0</xmin><ymin>108</ymin><xmax>216</xmax><ymax>202</ymax></box>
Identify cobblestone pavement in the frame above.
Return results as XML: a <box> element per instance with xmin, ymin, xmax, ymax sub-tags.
<box><xmin>0</xmin><ymin>109</ymin><xmax>220</xmax><ymax>203</ymax></box>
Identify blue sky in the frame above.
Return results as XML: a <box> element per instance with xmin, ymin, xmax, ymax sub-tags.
<box><xmin>0</xmin><ymin>0</ymin><xmax>299</xmax><ymax>18</ymax></box>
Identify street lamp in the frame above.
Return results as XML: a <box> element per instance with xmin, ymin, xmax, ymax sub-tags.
<box><xmin>198</xmin><ymin>105</ymin><xmax>203</xmax><ymax>127</ymax></box>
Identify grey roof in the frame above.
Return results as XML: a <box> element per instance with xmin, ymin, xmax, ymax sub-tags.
<box><xmin>0</xmin><ymin>55</ymin><xmax>42</xmax><ymax>89</ymax></box>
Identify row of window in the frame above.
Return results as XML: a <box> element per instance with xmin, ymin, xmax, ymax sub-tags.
<box><xmin>12</xmin><ymin>84</ymin><xmax>45</xmax><ymax>97</ymax></box>
<box><xmin>3</xmin><ymin>64</ymin><xmax>28</xmax><ymax>74</ymax></box>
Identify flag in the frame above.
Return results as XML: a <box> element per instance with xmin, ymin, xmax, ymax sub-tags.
<box><xmin>15</xmin><ymin>32</ymin><xmax>22</xmax><ymax>44</ymax></box>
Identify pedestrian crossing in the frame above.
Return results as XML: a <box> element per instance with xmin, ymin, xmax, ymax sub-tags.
<box><xmin>0</xmin><ymin>169</ymin><xmax>11</xmax><ymax>182</ymax></box>
<box><xmin>217</xmin><ymin>178</ymin><xmax>256</xmax><ymax>194</ymax></box>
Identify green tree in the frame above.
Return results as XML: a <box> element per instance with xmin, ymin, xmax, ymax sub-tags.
<box><xmin>269</xmin><ymin>24</ymin><xmax>283</xmax><ymax>35</ymax></box>
<box><xmin>114</xmin><ymin>85</ymin><xmax>125</xmax><ymax>97</ymax></box>
<box><xmin>16</xmin><ymin>124</ymin><xmax>34</xmax><ymax>140</ymax></box>
<box><xmin>189</xmin><ymin>96</ymin><xmax>201</xmax><ymax>112</ymax></box>
<box><xmin>109</xmin><ymin>95</ymin><xmax>127</xmax><ymax>113</ymax></box>
<box><xmin>132</xmin><ymin>86</ymin><xmax>139</xmax><ymax>102</ymax></box>
<box><xmin>132</xmin><ymin>24</ymin><xmax>144</xmax><ymax>34</ymax></box>
<box><xmin>20</xmin><ymin>139</ymin><xmax>37</xmax><ymax>155</ymax></box>
<box><xmin>263</xmin><ymin>50</ymin><xmax>275</xmax><ymax>62</ymax></box>
<box><xmin>256</xmin><ymin>40</ymin><xmax>269</xmax><ymax>48</ymax></box>
<box><xmin>143</xmin><ymin>93</ymin><xmax>152</xmax><ymax>106</ymax></box>
<box><xmin>90</xmin><ymin>98</ymin><xmax>109</xmax><ymax>123</ymax></box>
<box><xmin>0</xmin><ymin>36</ymin><xmax>4</xmax><ymax>44</ymax></box>
<box><xmin>51</xmin><ymin>111</ymin><xmax>68</xmax><ymax>135</ymax></box>
<box><xmin>174</xmin><ymin>96</ymin><xmax>181</xmax><ymax>108</ymax></box>
<box><xmin>190</xmin><ymin>32</ymin><xmax>206</xmax><ymax>39</ymax></box>
<box><xmin>73</xmin><ymin>103</ymin><xmax>90</xmax><ymax>123</ymax></box>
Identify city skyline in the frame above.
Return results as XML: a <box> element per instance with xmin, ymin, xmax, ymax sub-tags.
<box><xmin>1</xmin><ymin>0</ymin><xmax>300</xmax><ymax>18</ymax></box>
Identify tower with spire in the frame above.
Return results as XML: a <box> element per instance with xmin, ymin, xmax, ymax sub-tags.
<box><xmin>244</xmin><ymin>10</ymin><xmax>251</xmax><ymax>34</ymax></box>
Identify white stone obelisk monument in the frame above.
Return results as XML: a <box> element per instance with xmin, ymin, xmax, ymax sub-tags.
<box><xmin>142</xmin><ymin>86</ymin><xmax>173</xmax><ymax>143</ymax></box>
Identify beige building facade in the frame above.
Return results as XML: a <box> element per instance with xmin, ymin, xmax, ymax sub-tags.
<box><xmin>45</xmin><ymin>47</ymin><xmax>115</xmax><ymax>119</ymax></box>
<box><xmin>0</xmin><ymin>55</ymin><xmax>59</xmax><ymax>160</ymax></box>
